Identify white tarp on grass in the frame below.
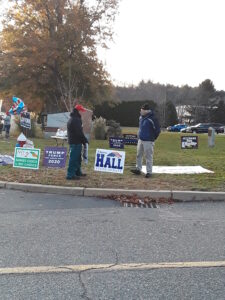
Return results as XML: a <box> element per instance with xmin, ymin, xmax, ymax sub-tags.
<box><xmin>142</xmin><ymin>166</ymin><xmax>214</xmax><ymax>174</ymax></box>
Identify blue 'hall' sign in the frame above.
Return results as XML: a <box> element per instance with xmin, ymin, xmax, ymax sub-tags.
<box><xmin>94</xmin><ymin>149</ymin><xmax>126</xmax><ymax>174</ymax></box>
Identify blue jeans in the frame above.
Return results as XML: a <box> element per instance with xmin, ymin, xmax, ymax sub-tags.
<box><xmin>67</xmin><ymin>144</ymin><xmax>82</xmax><ymax>178</ymax></box>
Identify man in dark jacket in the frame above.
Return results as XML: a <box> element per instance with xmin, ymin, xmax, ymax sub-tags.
<box><xmin>131</xmin><ymin>103</ymin><xmax>161</xmax><ymax>178</ymax></box>
<box><xmin>66</xmin><ymin>104</ymin><xmax>88</xmax><ymax>180</ymax></box>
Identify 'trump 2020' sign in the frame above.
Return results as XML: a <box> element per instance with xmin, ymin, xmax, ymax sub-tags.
<box><xmin>94</xmin><ymin>149</ymin><xmax>126</xmax><ymax>174</ymax></box>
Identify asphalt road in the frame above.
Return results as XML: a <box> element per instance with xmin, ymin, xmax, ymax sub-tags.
<box><xmin>0</xmin><ymin>189</ymin><xmax>225</xmax><ymax>300</ymax></box>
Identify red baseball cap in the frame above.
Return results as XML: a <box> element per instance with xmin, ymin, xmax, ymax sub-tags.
<box><xmin>75</xmin><ymin>104</ymin><xmax>86</xmax><ymax>112</ymax></box>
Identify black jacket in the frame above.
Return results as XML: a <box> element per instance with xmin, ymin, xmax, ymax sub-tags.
<box><xmin>67</xmin><ymin>109</ymin><xmax>88</xmax><ymax>145</ymax></box>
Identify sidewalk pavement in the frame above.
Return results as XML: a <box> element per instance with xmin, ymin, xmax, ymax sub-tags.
<box><xmin>0</xmin><ymin>181</ymin><xmax>225</xmax><ymax>202</ymax></box>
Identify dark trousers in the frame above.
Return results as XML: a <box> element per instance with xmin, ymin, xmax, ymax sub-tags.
<box><xmin>67</xmin><ymin>144</ymin><xmax>82</xmax><ymax>178</ymax></box>
<box><xmin>5</xmin><ymin>125</ymin><xmax>10</xmax><ymax>138</ymax></box>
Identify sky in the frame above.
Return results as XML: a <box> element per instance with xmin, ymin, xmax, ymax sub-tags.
<box><xmin>1</xmin><ymin>0</ymin><xmax>225</xmax><ymax>90</ymax></box>
<box><xmin>98</xmin><ymin>0</ymin><xmax>225</xmax><ymax>90</ymax></box>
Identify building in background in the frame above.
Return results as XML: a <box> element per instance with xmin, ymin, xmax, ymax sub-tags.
<box><xmin>176</xmin><ymin>105</ymin><xmax>191</xmax><ymax>124</ymax></box>
<box><xmin>45</xmin><ymin>109</ymin><xmax>93</xmax><ymax>140</ymax></box>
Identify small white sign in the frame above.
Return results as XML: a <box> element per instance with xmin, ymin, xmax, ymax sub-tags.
<box><xmin>181</xmin><ymin>136</ymin><xmax>198</xmax><ymax>149</ymax></box>
<box><xmin>20</xmin><ymin>112</ymin><xmax>31</xmax><ymax>129</ymax></box>
<box><xmin>94</xmin><ymin>149</ymin><xmax>126</xmax><ymax>174</ymax></box>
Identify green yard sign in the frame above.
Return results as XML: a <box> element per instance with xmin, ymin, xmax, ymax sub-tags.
<box><xmin>13</xmin><ymin>148</ymin><xmax>41</xmax><ymax>170</ymax></box>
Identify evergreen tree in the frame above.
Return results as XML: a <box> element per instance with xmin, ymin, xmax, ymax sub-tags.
<box><xmin>210</xmin><ymin>100</ymin><xmax>225</xmax><ymax>123</ymax></box>
<box><xmin>94</xmin><ymin>100</ymin><xmax>158</xmax><ymax>127</ymax></box>
<box><xmin>165</xmin><ymin>101</ymin><xmax>178</xmax><ymax>127</ymax></box>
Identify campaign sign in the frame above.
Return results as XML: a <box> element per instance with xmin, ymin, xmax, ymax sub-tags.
<box><xmin>94</xmin><ymin>149</ymin><xmax>126</xmax><ymax>174</ymax></box>
<box><xmin>123</xmin><ymin>134</ymin><xmax>138</xmax><ymax>145</ymax></box>
<box><xmin>181</xmin><ymin>136</ymin><xmax>198</xmax><ymax>149</ymax></box>
<box><xmin>43</xmin><ymin>147</ymin><xmax>67</xmax><ymax>168</ymax></box>
<box><xmin>109</xmin><ymin>137</ymin><xmax>124</xmax><ymax>149</ymax></box>
<box><xmin>13</xmin><ymin>148</ymin><xmax>40</xmax><ymax>170</ymax></box>
<box><xmin>20</xmin><ymin>112</ymin><xmax>31</xmax><ymax>129</ymax></box>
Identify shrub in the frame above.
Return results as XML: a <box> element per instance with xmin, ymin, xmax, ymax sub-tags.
<box><xmin>93</xmin><ymin>117</ymin><xmax>107</xmax><ymax>140</ymax></box>
<box><xmin>106</xmin><ymin>120</ymin><xmax>122</xmax><ymax>137</ymax></box>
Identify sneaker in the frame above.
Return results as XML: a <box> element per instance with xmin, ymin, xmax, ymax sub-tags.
<box><xmin>77</xmin><ymin>173</ymin><xmax>87</xmax><ymax>177</ymax></box>
<box><xmin>145</xmin><ymin>173</ymin><xmax>152</xmax><ymax>178</ymax></box>
<box><xmin>130</xmin><ymin>169</ymin><xmax>141</xmax><ymax>175</ymax></box>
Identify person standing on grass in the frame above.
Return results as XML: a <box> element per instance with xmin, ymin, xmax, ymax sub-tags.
<box><xmin>131</xmin><ymin>103</ymin><xmax>161</xmax><ymax>178</ymax></box>
<box><xmin>4</xmin><ymin>112</ymin><xmax>11</xmax><ymax>139</ymax></box>
<box><xmin>0</xmin><ymin>116</ymin><xmax>3</xmax><ymax>137</ymax></box>
<box><xmin>66</xmin><ymin>104</ymin><xmax>88</xmax><ymax>180</ymax></box>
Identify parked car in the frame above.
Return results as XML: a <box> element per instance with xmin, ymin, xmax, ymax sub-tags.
<box><xmin>218</xmin><ymin>126</ymin><xmax>225</xmax><ymax>133</ymax></box>
<box><xmin>210</xmin><ymin>123</ymin><xmax>225</xmax><ymax>133</ymax></box>
<box><xmin>180</xmin><ymin>123</ymin><xmax>225</xmax><ymax>134</ymax></box>
<box><xmin>167</xmin><ymin>124</ymin><xmax>187</xmax><ymax>132</ymax></box>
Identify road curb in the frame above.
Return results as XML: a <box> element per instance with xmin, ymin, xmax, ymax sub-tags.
<box><xmin>84</xmin><ymin>188</ymin><xmax>172</xmax><ymax>199</ymax></box>
<box><xmin>172</xmin><ymin>191</ymin><xmax>225</xmax><ymax>202</ymax></box>
<box><xmin>0</xmin><ymin>182</ymin><xmax>225</xmax><ymax>202</ymax></box>
<box><xmin>4</xmin><ymin>182</ymin><xmax>84</xmax><ymax>196</ymax></box>
<box><xmin>0</xmin><ymin>181</ymin><xmax>6</xmax><ymax>188</ymax></box>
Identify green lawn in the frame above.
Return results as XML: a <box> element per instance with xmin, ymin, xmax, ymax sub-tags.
<box><xmin>0</xmin><ymin>131</ymin><xmax>225</xmax><ymax>191</ymax></box>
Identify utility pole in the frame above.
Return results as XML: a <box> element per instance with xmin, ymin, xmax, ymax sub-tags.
<box><xmin>163</xmin><ymin>86</ymin><xmax>167</xmax><ymax>128</ymax></box>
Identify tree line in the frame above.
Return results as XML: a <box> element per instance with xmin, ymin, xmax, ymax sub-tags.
<box><xmin>94</xmin><ymin>78</ymin><xmax>225</xmax><ymax>127</ymax></box>
<box><xmin>115</xmin><ymin>79</ymin><xmax>225</xmax><ymax>106</ymax></box>
<box><xmin>112</xmin><ymin>79</ymin><xmax>225</xmax><ymax>126</ymax></box>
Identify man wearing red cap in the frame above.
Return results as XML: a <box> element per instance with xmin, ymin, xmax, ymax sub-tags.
<box><xmin>66</xmin><ymin>104</ymin><xmax>88</xmax><ymax>180</ymax></box>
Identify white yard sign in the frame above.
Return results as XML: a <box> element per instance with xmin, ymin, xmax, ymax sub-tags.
<box><xmin>94</xmin><ymin>149</ymin><xmax>126</xmax><ymax>174</ymax></box>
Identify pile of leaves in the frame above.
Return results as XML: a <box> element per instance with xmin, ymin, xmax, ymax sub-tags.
<box><xmin>101</xmin><ymin>194</ymin><xmax>174</xmax><ymax>205</ymax></box>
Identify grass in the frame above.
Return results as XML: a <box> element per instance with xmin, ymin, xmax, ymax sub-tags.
<box><xmin>0</xmin><ymin>131</ymin><xmax>225</xmax><ymax>191</ymax></box>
